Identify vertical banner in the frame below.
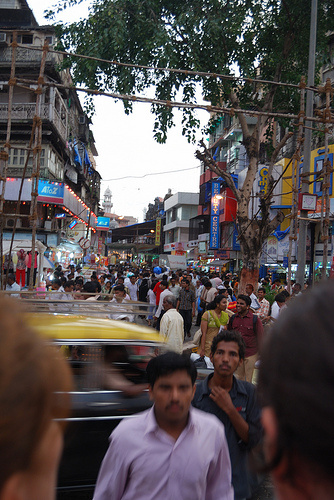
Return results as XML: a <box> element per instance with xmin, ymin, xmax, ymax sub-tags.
<box><xmin>210</xmin><ymin>181</ymin><xmax>220</xmax><ymax>249</ymax></box>
<box><xmin>155</xmin><ymin>218</ymin><xmax>161</xmax><ymax>246</ymax></box>
<box><xmin>267</xmin><ymin>235</ymin><xmax>278</xmax><ymax>264</ymax></box>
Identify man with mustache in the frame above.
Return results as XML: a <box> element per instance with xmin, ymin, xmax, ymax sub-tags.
<box><xmin>93</xmin><ymin>352</ymin><xmax>233</xmax><ymax>500</ymax></box>
<box><xmin>193</xmin><ymin>331</ymin><xmax>262</xmax><ymax>500</ymax></box>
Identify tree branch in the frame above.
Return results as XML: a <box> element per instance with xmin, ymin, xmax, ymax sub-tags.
<box><xmin>268</xmin><ymin>130</ymin><xmax>294</xmax><ymax>175</ymax></box>
<box><xmin>262</xmin><ymin>211</ymin><xmax>285</xmax><ymax>239</ymax></box>
<box><xmin>229</xmin><ymin>91</ymin><xmax>251</xmax><ymax>141</ymax></box>
<box><xmin>195</xmin><ymin>139</ymin><xmax>241</xmax><ymax>202</ymax></box>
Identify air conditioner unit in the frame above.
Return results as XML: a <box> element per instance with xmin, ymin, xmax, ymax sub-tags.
<box><xmin>44</xmin><ymin>220</ymin><xmax>58</xmax><ymax>232</ymax></box>
<box><xmin>0</xmin><ymin>33</ymin><xmax>7</xmax><ymax>45</ymax></box>
<box><xmin>79</xmin><ymin>115</ymin><xmax>85</xmax><ymax>125</ymax></box>
<box><xmin>5</xmin><ymin>218</ymin><xmax>22</xmax><ymax>229</ymax></box>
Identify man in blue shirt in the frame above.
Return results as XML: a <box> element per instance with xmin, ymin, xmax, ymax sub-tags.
<box><xmin>193</xmin><ymin>330</ymin><xmax>262</xmax><ymax>500</ymax></box>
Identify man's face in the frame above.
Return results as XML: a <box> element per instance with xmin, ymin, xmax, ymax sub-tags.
<box><xmin>245</xmin><ymin>285</ymin><xmax>253</xmax><ymax>296</ymax></box>
<box><xmin>210</xmin><ymin>340</ymin><xmax>242</xmax><ymax>377</ymax></box>
<box><xmin>65</xmin><ymin>284</ymin><xmax>74</xmax><ymax>293</ymax></box>
<box><xmin>258</xmin><ymin>289</ymin><xmax>265</xmax><ymax>300</ymax></box>
<box><xmin>236</xmin><ymin>298</ymin><xmax>249</xmax><ymax>315</ymax></box>
<box><xmin>171</xmin><ymin>278</ymin><xmax>176</xmax><ymax>287</ymax></box>
<box><xmin>8</xmin><ymin>278</ymin><xmax>14</xmax><ymax>286</ymax></box>
<box><xmin>130</xmin><ymin>276</ymin><xmax>136</xmax><ymax>284</ymax></box>
<box><xmin>149</xmin><ymin>370</ymin><xmax>195</xmax><ymax>426</ymax></box>
<box><xmin>114</xmin><ymin>290</ymin><xmax>125</xmax><ymax>302</ymax></box>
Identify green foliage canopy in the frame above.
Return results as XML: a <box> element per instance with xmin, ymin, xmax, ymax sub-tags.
<box><xmin>48</xmin><ymin>0</ymin><xmax>334</xmax><ymax>143</ymax></box>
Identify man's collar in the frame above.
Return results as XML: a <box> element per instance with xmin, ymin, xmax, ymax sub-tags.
<box><xmin>197</xmin><ymin>373</ymin><xmax>247</xmax><ymax>401</ymax></box>
<box><xmin>237</xmin><ymin>309</ymin><xmax>252</xmax><ymax>318</ymax></box>
<box><xmin>144</xmin><ymin>405</ymin><xmax>196</xmax><ymax>436</ymax></box>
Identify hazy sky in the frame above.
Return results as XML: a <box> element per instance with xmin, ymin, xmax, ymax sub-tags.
<box><xmin>27</xmin><ymin>0</ymin><xmax>209</xmax><ymax>222</ymax></box>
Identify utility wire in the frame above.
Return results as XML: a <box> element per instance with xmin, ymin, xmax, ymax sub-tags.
<box><xmin>103</xmin><ymin>165</ymin><xmax>200</xmax><ymax>181</ymax></box>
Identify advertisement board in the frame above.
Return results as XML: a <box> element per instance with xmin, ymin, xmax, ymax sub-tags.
<box><xmin>167</xmin><ymin>254</ymin><xmax>187</xmax><ymax>270</ymax></box>
<box><xmin>37</xmin><ymin>181</ymin><xmax>64</xmax><ymax>203</ymax></box>
<box><xmin>210</xmin><ymin>181</ymin><xmax>220</xmax><ymax>249</ymax></box>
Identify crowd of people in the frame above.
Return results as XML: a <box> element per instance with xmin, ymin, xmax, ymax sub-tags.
<box><xmin>0</xmin><ymin>267</ymin><xmax>333</xmax><ymax>499</ymax></box>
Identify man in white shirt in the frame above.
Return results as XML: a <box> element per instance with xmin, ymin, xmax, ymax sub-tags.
<box><xmin>168</xmin><ymin>276</ymin><xmax>180</xmax><ymax>300</ymax></box>
<box><xmin>110</xmin><ymin>285</ymin><xmax>134</xmax><ymax>322</ymax></box>
<box><xmin>245</xmin><ymin>284</ymin><xmax>260</xmax><ymax>311</ymax></box>
<box><xmin>127</xmin><ymin>275</ymin><xmax>139</xmax><ymax>301</ymax></box>
<box><xmin>93</xmin><ymin>352</ymin><xmax>233</xmax><ymax>500</ymax></box>
<box><xmin>159</xmin><ymin>295</ymin><xmax>184</xmax><ymax>354</ymax></box>
<box><xmin>6</xmin><ymin>274</ymin><xmax>21</xmax><ymax>298</ymax></box>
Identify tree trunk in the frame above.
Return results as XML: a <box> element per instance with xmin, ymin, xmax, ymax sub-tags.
<box><xmin>238</xmin><ymin>238</ymin><xmax>260</xmax><ymax>294</ymax></box>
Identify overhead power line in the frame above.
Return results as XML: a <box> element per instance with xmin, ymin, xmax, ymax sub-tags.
<box><xmin>103</xmin><ymin>165</ymin><xmax>200</xmax><ymax>181</ymax></box>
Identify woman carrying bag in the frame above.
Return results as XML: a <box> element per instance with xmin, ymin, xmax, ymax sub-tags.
<box><xmin>199</xmin><ymin>294</ymin><xmax>229</xmax><ymax>358</ymax></box>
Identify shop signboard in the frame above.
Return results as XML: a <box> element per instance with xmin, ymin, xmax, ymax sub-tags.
<box><xmin>167</xmin><ymin>254</ymin><xmax>187</xmax><ymax>270</ymax></box>
<box><xmin>155</xmin><ymin>218</ymin><xmax>162</xmax><ymax>246</ymax></box>
<box><xmin>38</xmin><ymin>181</ymin><xmax>64</xmax><ymax>203</ymax></box>
<box><xmin>96</xmin><ymin>217</ymin><xmax>110</xmax><ymax>231</ymax></box>
<box><xmin>210</xmin><ymin>181</ymin><xmax>220</xmax><ymax>249</ymax></box>
<box><xmin>198</xmin><ymin>241</ymin><xmax>207</xmax><ymax>254</ymax></box>
<box><xmin>267</xmin><ymin>235</ymin><xmax>278</xmax><ymax>264</ymax></box>
<box><xmin>68</xmin><ymin>220</ymin><xmax>78</xmax><ymax>229</ymax></box>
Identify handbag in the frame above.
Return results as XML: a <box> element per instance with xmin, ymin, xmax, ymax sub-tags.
<box><xmin>193</xmin><ymin>328</ymin><xmax>203</xmax><ymax>346</ymax></box>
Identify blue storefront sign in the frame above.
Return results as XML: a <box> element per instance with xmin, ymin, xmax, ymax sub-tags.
<box><xmin>38</xmin><ymin>181</ymin><xmax>64</xmax><ymax>203</ymax></box>
<box><xmin>209</xmin><ymin>181</ymin><xmax>220</xmax><ymax>249</ymax></box>
<box><xmin>97</xmin><ymin>216</ymin><xmax>110</xmax><ymax>231</ymax></box>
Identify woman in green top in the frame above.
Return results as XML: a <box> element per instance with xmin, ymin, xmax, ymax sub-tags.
<box><xmin>199</xmin><ymin>294</ymin><xmax>229</xmax><ymax>358</ymax></box>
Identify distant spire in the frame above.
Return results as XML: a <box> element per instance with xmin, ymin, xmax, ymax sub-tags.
<box><xmin>103</xmin><ymin>186</ymin><xmax>113</xmax><ymax>213</ymax></box>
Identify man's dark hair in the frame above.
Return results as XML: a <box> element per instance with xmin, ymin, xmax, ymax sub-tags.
<box><xmin>275</xmin><ymin>292</ymin><xmax>286</xmax><ymax>304</ymax></box>
<box><xmin>146</xmin><ymin>352</ymin><xmax>197</xmax><ymax>387</ymax></box>
<box><xmin>75</xmin><ymin>277</ymin><xmax>84</xmax><ymax>285</ymax></box>
<box><xmin>258</xmin><ymin>281</ymin><xmax>334</xmax><ymax>484</ymax></box>
<box><xmin>258</xmin><ymin>287</ymin><xmax>266</xmax><ymax>293</ymax></box>
<box><xmin>211</xmin><ymin>330</ymin><xmax>246</xmax><ymax>360</ymax></box>
<box><xmin>52</xmin><ymin>278</ymin><xmax>61</xmax><ymax>287</ymax></box>
<box><xmin>64</xmin><ymin>280</ymin><xmax>75</xmax><ymax>290</ymax></box>
<box><xmin>237</xmin><ymin>294</ymin><xmax>251</xmax><ymax>307</ymax></box>
<box><xmin>7</xmin><ymin>273</ymin><xmax>15</xmax><ymax>282</ymax></box>
<box><xmin>83</xmin><ymin>281</ymin><xmax>98</xmax><ymax>293</ymax></box>
<box><xmin>113</xmin><ymin>284</ymin><xmax>125</xmax><ymax>293</ymax></box>
<box><xmin>204</xmin><ymin>281</ymin><xmax>212</xmax><ymax>288</ymax></box>
<box><xmin>183</xmin><ymin>279</ymin><xmax>190</xmax><ymax>286</ymax></box>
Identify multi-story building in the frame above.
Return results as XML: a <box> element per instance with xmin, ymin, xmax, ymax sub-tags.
<box><xmin>163</xmin><ymin>192</ymin><xmax>199</xmax><ymax>255</ymax></box>
<box><xmin>0</xmin><ymin>0</ymin><xmax>101</xmax><ymax>266</ymax></box>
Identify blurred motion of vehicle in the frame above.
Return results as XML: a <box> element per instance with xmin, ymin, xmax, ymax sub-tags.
<box><xmin>26</xmin><ymin>313</ymin><xmax>165</xmax><ymax>498</ymax></box>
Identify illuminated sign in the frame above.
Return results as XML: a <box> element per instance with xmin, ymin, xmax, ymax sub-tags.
<box><xmin>97</xmin><ymin>217</ymin><xmax>110</xmax><ymax>230</ymax></box>
<box><xmin>37</xmin><ymin>181</ymin><xmax>64</xmax><ymax>203</ymax></box>
<box><xmin>155</xmin><ymin>218</ymin><xmax>161</xmax><ymax>246</ymax></box>
<box><xmin>210</xmin><ymin>181</ymin><xmax>220</xmax><ymax>249</ymax></box>
<box><xmin>55</xmin><ymin>213</ymin><xmax>66</xmax><ymax>219</ymax></box>
<box><xmin>68</xmin><ymin>219</ymin><xmax>78</xmax><ymax>229</ymax></box>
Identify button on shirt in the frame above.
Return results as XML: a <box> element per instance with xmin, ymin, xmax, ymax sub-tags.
<box><xmin>93</xmin><ymin>406</ymin><xmax>233</xmax><ymax>500</ymax></box>
<box><xmin>193</xmin><ymin>374</ymin><xmax>262</xmax><ymax>500</ymax></box>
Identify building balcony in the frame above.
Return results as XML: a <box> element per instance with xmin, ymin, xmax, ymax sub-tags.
<box><xmin>0</xmin><ymin>101</ymin><xmax>67</xmax><ymax>143</ymax></box>
<box><xmin>0</xmin><ymin>45</ymin><xmax>62</xmax><ymax>69</ymax></box>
